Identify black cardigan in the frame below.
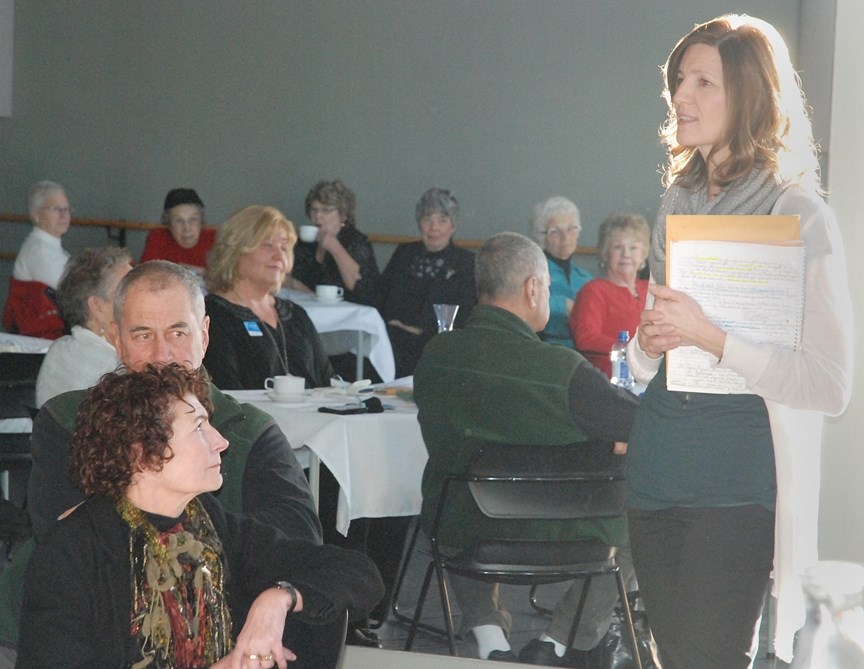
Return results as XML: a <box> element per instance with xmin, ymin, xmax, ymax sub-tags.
<box><xmin>203</xmin><ymin>294</ymin><xmax>334</xmax><ymax>390</ymax></box>
<box><xmin>18</xmin><ymin>494</ymin><xmax>384</xmax><ymax>668</ymax></box>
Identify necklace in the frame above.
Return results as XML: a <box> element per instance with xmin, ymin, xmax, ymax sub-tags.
<box><xmin>261</xmin><ymin>310</ymin><xmax>290</xmax><ymax>375</ymax></box>
<box><xmin>223</xmin><ymin>292</ymin><xmax>290</xmax><ymax>375</ymax></box>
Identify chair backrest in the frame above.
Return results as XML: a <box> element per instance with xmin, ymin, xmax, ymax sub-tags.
<box><xmin>0</xmin><ymin>352</ymin><xmax>45</xmax><ymax>419</ymax></box>
<box><xmin>0</xmin><ymin>352</ymin><xmax>45</xmax><ymax>389</ymax></box>
<box><xmin>464</xmin><ymin>441</ymin><xmax>625</xmax><ymax>521</ymax></box>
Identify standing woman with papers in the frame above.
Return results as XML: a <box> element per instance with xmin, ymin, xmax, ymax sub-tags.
<box><xmin>625</xmin><ymin>15</ymin><xmax>853</xmax><ymax>669</ymax></box>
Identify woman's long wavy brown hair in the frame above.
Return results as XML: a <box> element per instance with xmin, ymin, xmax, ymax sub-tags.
<box><xmin>660</xmin><ymin>14</ymin><xmax>820</xmax><ymax>192</ymax></box>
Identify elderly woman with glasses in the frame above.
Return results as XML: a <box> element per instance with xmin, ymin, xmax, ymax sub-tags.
<box><xmin>3</xmin><ymin>181</ymin><xmax>72</xmax><ymax>339</ymax></box>
<box><xmin>13</xmin><ymin>180</ymin><xmax>72</xmax><ymax>290</ymax></box>
<box><xmin>530</xmin><ymin>196</ymin><xmax>593</xmax><ymax>348</ymax></box>
<box><xmin>289</xmin><ymin>179</ymin><xmax>380</xmax><ymax>307</ymax></box>
<box><xmin>379</xmin><ymin>187</ymin><xmax>476</xmax><ymax>378</ymax></box>
<box><xmin>141</xmin><ymin>188</ymin><xmax>215</xmax><ymax>274</ymax></box>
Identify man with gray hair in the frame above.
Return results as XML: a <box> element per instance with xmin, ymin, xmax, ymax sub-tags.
<box><xmin>414</xmin><ymin>232</ymin><xmax>639</xmax><ymax>666</ymax></box>
<box><xmin>29</xmin><ymin>260</ymin><xmax>321</xmax><ymax>543</ymax></box>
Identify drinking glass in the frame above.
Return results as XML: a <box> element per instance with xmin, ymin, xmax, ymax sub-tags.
<box><xmin>433</xmin><ymin>304</ymin><xmax>459</xmax><ymax>332</ymax></box>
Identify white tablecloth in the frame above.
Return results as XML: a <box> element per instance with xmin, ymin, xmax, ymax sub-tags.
<box><xmin>225</xmin><ymin>389</ymin><xmax>426</xmax><ymax>535</ymax></box>
<box><xmin>0</xmin><ymin>333</ymin><xmax>52</xmax><ymax>354</ymax></box>
<box><xmin>278</xmin><ymin>289</ymin><xmax>395</xmax><ymax>382</ymax></box>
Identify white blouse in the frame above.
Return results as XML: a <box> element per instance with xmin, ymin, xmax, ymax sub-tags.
<box><xmin>627</xmin><ymin>186</ymin><xmax>854</xmax><ymax>661</ymax></box>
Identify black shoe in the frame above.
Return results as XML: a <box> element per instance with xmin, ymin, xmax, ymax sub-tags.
<box><xmin>563</xmin><ymin>644</ymin><xmax>603</xmax><ymax>669</ymax></box>
<box><xmin>345</xmin><ymin>625</ymin><xmax>382</xmax><ymax>648</ymax></box>
<box><xmin>487</xmin><ymin>649</ymin><xmax>520</xmax><ymax>662</ymax></box>
<box><xmin>518</xmin><ymin>639</ymin><xmax>567</xmax><ymax>666</ymax></box>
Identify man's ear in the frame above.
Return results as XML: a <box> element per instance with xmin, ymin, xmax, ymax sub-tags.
<box><xmin>200</xmin><ymin>314</ymin><xmax>210</xmax><ymax>354</ymax></box>
<box><xmin>525</xmin><ymin>275</ymin><xmax>538</xmax><ymax>307</ymax></box>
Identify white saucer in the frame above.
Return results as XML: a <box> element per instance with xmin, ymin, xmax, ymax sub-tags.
<box><xmin>266</xmin><ymin>390</ymin><xmax>309</xmax><ymax>404</ymax></box>
<box><xmin>316</xmin><ymin>296</ymin><xmax>344</xmax><ymax>304</ymax></box>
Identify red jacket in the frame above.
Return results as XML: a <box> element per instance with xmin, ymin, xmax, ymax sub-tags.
<box><xmin>2</xmin><ymin>277</ymin><xmax>65</xmax><ymax>340</ymax></box>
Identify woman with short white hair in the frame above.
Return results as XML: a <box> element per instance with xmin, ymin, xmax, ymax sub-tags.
<box><xmin>529</xmin><ymin>196</ymin><xmax>592</xmax><ymax>348</ymax></box>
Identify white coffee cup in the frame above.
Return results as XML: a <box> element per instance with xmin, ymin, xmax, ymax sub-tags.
<box><xmin>264</xmin><ymin>375</ymin><xmax>305</xmax><ymax>397</ymax></box>
<box><xmin>299</xmin><ymin>225</ymin><xmax>319</xmax><ymax>243</ymax></box>
<box><xmin>316</xmin><ymin>284</ymin><xmax>344</xmax><ymax>301</ymax></box>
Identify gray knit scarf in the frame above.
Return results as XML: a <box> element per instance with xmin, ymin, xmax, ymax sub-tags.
<box><xmin>649</xmin><ymin>168</ymin><xmax>785</xmax><ymax>284</ymax></box>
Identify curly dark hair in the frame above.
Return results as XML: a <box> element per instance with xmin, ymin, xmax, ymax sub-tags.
<box><xmin>71</xmin><ymin>364</ymin><xmax>213</xmax><ymax>499</ymax></box>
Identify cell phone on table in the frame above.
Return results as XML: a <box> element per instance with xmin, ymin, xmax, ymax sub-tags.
<box><xmin>318</xmin><ymin>404</ymin><xmax>367</xmax><ymax>415</ymax></box>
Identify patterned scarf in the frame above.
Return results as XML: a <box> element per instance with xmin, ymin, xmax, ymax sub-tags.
<box><xmin>118</xmin><ymin>497</ymin><xmax>233</xmax><ymax>669</ymax></box>
<box><xmin>649</xmin><ymin>168</ymin><xmax>785</xmax><ymax>285</ymax></box>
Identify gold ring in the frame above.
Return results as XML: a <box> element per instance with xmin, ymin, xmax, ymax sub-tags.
<box><xmin>261</xmin><ymin>655</ymin><xmax>273</xmax><ymax>661</ymax></box>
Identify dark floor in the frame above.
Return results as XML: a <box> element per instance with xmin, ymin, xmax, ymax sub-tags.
<box><xmin>375</xmin><ymin>518</ymin><xmax>790</xmax><ymax>668</ymax></box>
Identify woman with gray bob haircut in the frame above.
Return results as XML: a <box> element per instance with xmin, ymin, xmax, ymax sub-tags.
<box><xmin>379</xmin><ymin>187</ymin><xmax>476</xmax><ymax>377</ymax></box>
<box><xmin>415</xmin><ymin>187</ymin><xmax>460</xmax><ymax>226</ymax></box>
<box><xmin>35</xmin><ymin>246</ymin><xmax>133</xmax><ymax>407</ymax></box>
<box><xmin>530</xmin><ymin>196</ymin><xmax>592</xmax><ymax>348</ymax></box>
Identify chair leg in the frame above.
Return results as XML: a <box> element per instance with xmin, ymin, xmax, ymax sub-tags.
<box><xmin>614</xmin><ymin>569</ymin><xmax>644</xmax><ymax>669</ymax></box>
<box><xmin>404</xmin><ymin>558</ymin><xmax>461</xmax><ymax>656</ymax></box>
<box><xmin>405</xmin><ymin>559</ymin><xmax>436</xmax><ymax>651</ymax></box>
<box><xmin>391</xmin><ymin>521</ymin><xmax>450</xmax><ymax>639</ymax></box>
<box><xmin>434</xmin><ymin>562</ymin><xmax>460</xmax><ymax>656</ymax></box>
<box><xmin>565</xmin><ymin>575</ymin><xmax>592</xmax><ymax>649</ymax></box>
<box><xmin>391</xmin><ymin>518</ymin><xmax>422</xmax><ymax>626</ymax></box>
<box><xmin>528</xmin><ymin>584</ymin><xmax>554</xmax><ymax>617</ymax></box>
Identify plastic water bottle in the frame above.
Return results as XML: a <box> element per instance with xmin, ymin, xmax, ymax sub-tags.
<box><xmin>610</xmin><ymin>330</ymin><xmax>633</xmax><ymax>390</ymax></box>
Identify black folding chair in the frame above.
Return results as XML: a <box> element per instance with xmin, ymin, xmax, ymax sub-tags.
<box><xmin>0</xmin><ymin>352</ymin><xmax>43</xmax><ymax>492</ymax></box>
<box><xmin>0</xmin><ymin>352</ymin><xmax>43</xmax><ymax>554</ymax></box>
<box><xmin>403</xmin><ymin>441</ymin><xmax>642</xmax><ymax>668</ymax></box>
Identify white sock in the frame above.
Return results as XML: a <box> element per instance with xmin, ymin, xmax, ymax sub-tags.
<box><xmin>539</xmin><ymin>633</ymin><xmax>567</xmax><ymax>658</ymax></box>
<box><xmin>473</xmin><ymin>625</ymin><xmax>510</xmax><ymax>659</ymax></box>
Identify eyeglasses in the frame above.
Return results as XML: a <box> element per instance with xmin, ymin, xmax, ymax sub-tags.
<box><xmin>309</xmin><ymin>206</ymin><xmax>338</xmax><ymax>216</ymax></box>
<box><xmin>545</xmin><ymin>226</ymin><xmax>580</xmax><ymax>238</ymax></box>
<box><xmin>43</xmin><ymin>205</ymin><xmax>72</xmax><ymax>216</ymax></box>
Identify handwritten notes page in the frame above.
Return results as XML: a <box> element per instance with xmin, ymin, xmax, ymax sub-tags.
<box><xmin>667</xmin><ymin>239</ymin><xmax>805</xmax><ymax>394</ymax></box>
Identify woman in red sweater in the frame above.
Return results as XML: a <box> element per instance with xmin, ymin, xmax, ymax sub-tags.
<box><xmin>570</xmin><ymin>212</ymin><xmax>650</xmax><ymax>377</ymax></box>
<box><xmin>140</xmin><ymin>188</ymin><xmax>215</xmax><ymax>273</ymax></box>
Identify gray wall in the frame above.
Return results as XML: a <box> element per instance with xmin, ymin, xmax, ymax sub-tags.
<box><xmin>1</xmin><ymin>0</ymin><xmax>802</xmax><ymax>268</ymax></box>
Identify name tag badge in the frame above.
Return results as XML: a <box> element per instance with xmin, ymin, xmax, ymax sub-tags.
<box><xmin>243</xmin><ymin>321</ymin><xmax>263</xmax><ymax>337</ymax></box>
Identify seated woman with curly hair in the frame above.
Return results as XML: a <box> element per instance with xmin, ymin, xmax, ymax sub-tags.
<box><xmin>18</xmin><ymin>364</ymin><xmax>383</xmax><ymax>669</ymax></box>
